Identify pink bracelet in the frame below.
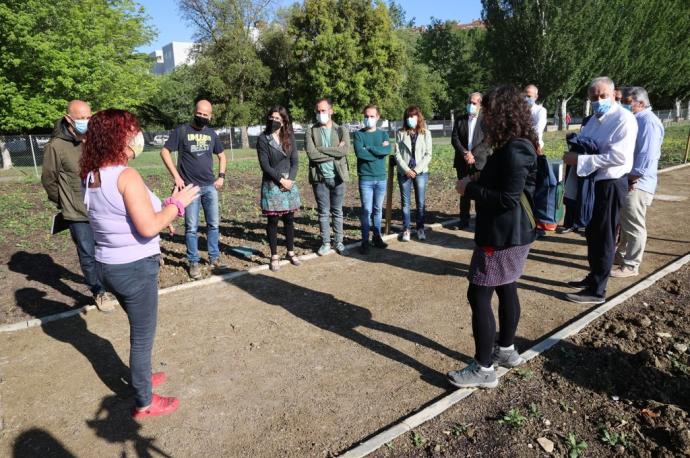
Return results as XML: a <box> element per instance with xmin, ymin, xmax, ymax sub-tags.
<box><xmin>163</xmin><ymin>197</ymin><xmax>185</xmax><ymax>217</ymax></box>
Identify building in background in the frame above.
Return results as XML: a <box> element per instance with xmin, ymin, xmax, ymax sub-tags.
<box><xmin>149</xmin><ymin>41</ymin><xmax>195</xmax><ymax>75</ymax></box>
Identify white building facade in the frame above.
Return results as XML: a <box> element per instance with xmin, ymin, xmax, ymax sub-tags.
<box><xmin>149</xmin><ymin>41</ymin><xmax>195</xmax><ymax>75</ymax></box>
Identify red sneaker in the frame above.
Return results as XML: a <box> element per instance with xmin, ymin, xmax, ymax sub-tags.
<box><xmin>132</xmin><ymin>394</ymin><xmax>179</xmax><ymax>419</ymax></box>
<box><xmin>151</xmin><ymin>372</ymin><xmax>167</xmax><ymax>388</ymax></box>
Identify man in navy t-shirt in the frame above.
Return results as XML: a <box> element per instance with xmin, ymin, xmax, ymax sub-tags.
<box><xmin>161</xmin><ymin>99</ymin><xmax>227</xmax><ymax>279</ymax></box>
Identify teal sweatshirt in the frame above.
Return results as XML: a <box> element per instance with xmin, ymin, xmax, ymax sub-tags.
<box><xmin>353</xmin><ymin>129</ymin><xmax>391</xmax><ymax>181</ymax></box>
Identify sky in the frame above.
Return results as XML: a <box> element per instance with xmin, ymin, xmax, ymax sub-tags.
<box><xmin>136</xmin><ymin>0</ymin><xmax>483</xmax><ymax>53</ymax></box>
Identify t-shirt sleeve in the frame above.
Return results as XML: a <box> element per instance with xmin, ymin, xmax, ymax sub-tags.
<box><xmin>164</xmin><ymin>127</ymin><xmax>180</xmax><ymax>151</ymax></box>
<box><xmin>212</xmin><ymin>131</ymin><xmax>223</xmax><ymax>154</ymax></box>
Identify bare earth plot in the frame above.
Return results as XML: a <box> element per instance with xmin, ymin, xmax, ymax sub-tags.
<box><xmin>1</xmin><ymin>166</ymin><xmax>689</xmax><ymax>457</ymax></box>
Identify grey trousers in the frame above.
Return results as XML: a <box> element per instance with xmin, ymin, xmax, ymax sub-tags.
<box><xmin>312</xmin><ymin>179</ymin><xmax>345</xmax><ymax>244</ymax></box>
<box><xmin>616</xmin><ymin>188</ymin><xmax>654</xmax><ymax>269</ymax></box>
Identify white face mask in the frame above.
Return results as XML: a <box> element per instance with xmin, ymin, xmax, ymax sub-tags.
<box><xmin>364</xmin><ymin>117</ymin><xmax>377</xmax><ymax>129</ymax></box>
<box><xmin>317</xmin><ymin>112</ymin><xmax>330</xmax><ymax>125</ymax></box>
<box><xmin>128</xmin><ymin>131</ymin><xmax>145</xmax><ymax>158</ymax></box>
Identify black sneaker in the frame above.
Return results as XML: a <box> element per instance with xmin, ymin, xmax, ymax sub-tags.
<box><xmin>372</xmin><ymin>235</ymin><xmax>388</xmax><ymax>249</ymax></box>
<box><xmin>564</xmin><ymin>289</ymin><xmax>605</xmax><ymax>304</ymax></box>
<box><xmin>359</xmin><ymin>241</ymin><xmax>370</xmax><ymax>255</ymax></box>
<box><xmin>566</xmin><ymin>277</ymin><xmax>590</xmax><ymax>288</ymax></box>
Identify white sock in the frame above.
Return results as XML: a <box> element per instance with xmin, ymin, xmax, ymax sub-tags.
<box><xmin>499</xmin><ymin>345</ymin><xmax>515</xmax><ymax>352</ymax></box>
<box><xmin>479</xmin><ymin>365</ymin><xmax>494</xmax><ymax>372</ymax></box>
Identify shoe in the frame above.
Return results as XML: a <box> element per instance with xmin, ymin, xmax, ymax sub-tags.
<box><xmin>132</xmin><ymin>393</ymin><xmax>179</xmax><ymax>419</ymax></box>
<box><xmin>287</xmin><ymin>252</ymin><xmax>302</xmax><ymax>266</ymax></box>
<box><xmin>151</xmin><ymin>372</ymin><xmax>167</xmax><ymax>388</ymax></box>
<box><xmin>94</xmin><ymin>292</ymin><xmax>116</xmax><ymax>313</ymax></box>
<box><xmin>458</xmin><ymin>220</ymin><xmax>470</xmax><ymax>230</ymax></box>
<box><xmin>417</xmin><ymin>228</ymin><xmax>426</xmax><ymax>241</ymax></box>
<box><xmin>557</xmin><ymin>226</ymin><xmax>575</xmax><ymax>234</ymax></box>
<box><xmin>447</xmin><ymin>361</ymin><xmax>498</xmax><ymax>389</ymax></box>
<box><xmin>610</xmin><ymin>265</ymin><xmax>639</xmax><ymax>278</ymax></box>
<box><xmin>335</xmin><ymin>242</ymin><xmax>347</xmax><ymax>255</ymax></box>
<box><xmin>492</xmin><ymin>346</ymin><xmax>525</xmax><ymax>368</ymax></box>
<box><xmin>269</xmin><ymin>255</ymin><xmax>281</xmax><ymax>272</ymax></box>
<box><xmin>188</xmin><ymin>262</ymin><xmax>201</xmax><ymax>280</ymax></box>
<box><xmin>401</xmin><ymin>230</ymin><xmax>411</xmax><ymax>242</ymax></box>
<box><xmin>210</xmin><ymin>257</ymin><xmax>228</xmax><ymax>271</ymax></box>
<box><xmin>372</xmin><ymin>235</ymin><xmax>388</xmax><ymax>249</ymax></box>
<box><xmin>317</xmin><ymin>244</ymin><xmax>331</xmax><ymax>256</ymax></box>
<box><xmin>536</xmin><ymin>229</ymin><xmax>546</xmax><ymax>239</ymax></box>
<box><xmin>566</xmin><ymin>277</ymin><xmax>590</xmax><ymax>288</ymax></box>
<box><xmin>359</xmin><ymin>241</ymin><xmax>370</xmax><ymax>255</ymax></box>
<box><xmin>564</xmin><ymin>289</ymin><xmax>605</xmax><ymax>304</ymax></box>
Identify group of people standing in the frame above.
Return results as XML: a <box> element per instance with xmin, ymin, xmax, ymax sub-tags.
<box><xmin>38</xmin><ymin>73</ymin><xmax>664</xmax><ymax>416</ymax></box>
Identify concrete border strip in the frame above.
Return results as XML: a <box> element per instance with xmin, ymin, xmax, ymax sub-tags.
<box><xmin>340</xmin><ymin>252</ymin><xmax>690</xmax><ymax>458</ymax></box>
<box><xmin>0</xmin><ymin>218</ymin><xmax>459</xmax><ymax>333</ymax></box>
<box><xmin>657</xmin><ymin>162</ymin><xmax>690</xmax><ymax>174</ymax></box>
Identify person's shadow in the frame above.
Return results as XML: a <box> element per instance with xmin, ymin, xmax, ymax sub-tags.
<box><xmin>232</xmin><ymin>274</ymin><xmax>472</xmax><ymax>389</ymax></box>
<box><xmin>13</xmin><ymin>428</ymin><xmax>76</xmax><ymax>458</ymax></box>
<box><xmin>14</xmin><ymin>288</ymin><xmax>172</xmax><ymax>457</ymax></box>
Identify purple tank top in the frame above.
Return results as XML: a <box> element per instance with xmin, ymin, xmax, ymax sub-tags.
<box><xmin>84</xmin><ymin>166</ymin><xmax>162</xmax><ymax>264</ymax></box>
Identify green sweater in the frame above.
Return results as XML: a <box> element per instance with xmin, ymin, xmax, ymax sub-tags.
<box><xmin>353</xmin><ymin>129</ymin><xmax>391</xmax><ymax>181</ymax></box>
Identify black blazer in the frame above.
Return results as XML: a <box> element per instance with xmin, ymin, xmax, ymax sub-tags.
<box><xmin>465</xmin><ymin>138</ymin><xmax>538</xmax><ymax>248</ymax></box>
<box><xmin>451</xmin><ymin>114</ymin><xmax>491</xmax><ymax>172</ymax></box>
<box><xmin>257</xmin><ymin>133</ymin><xmax>299</xmax><ymax>185</ymax></box>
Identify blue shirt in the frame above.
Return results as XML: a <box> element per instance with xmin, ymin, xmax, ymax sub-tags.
<box><xmin>632</xmin><ymin>108</ymin><xmax>664</xmax><ymax>194</ymax></box>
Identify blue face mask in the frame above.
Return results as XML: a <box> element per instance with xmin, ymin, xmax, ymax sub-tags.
<box><xmin>406</xmin><ymin>117</ymin><xmax>417</xmax><ymax>128</ymax></box>
<box><xmin>592</xmin><ymin>99</ymin><xmax>612</xmax><ymax>116</ymax></box>
<box><xmin>467</xmin><ymin>104</ymin><xmax>477</xmax><ymax>115</ymax></box>
<box><xmin>73</xmin><ymin>119</ymin><xmax>89</xmax><ymax>134</ymax></box>
<box><xmin>622</xmin><ymin>103</ymin><xmax>632</xmax><ymax>112</ymax></box>
<box><xmin>364</xmin><ymin>117</ymin><xmax>376</xmax><ymax>129</ymax></box>
<box><xmin>525</xmin><ymin>97</ymin><xmax>535</xmax><ymax>107</ymax></box>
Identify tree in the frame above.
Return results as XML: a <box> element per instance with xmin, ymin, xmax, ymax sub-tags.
<box><xmin>0</xmin><ymin>0</ymin><xmax>156</xmax><ymax>132</ymax></box>
<box><xmin>179</xmin><ymin>0</ymin><xmax>274</xmax><ymax>147</ymax></box>
<box><xmin>288</xmin><ymin>0</ymin><xmax>404</xmax><ymax>122</ymax></box>
<box><xmin>417</xmin><ymin>20</ymin><xmax>489</xmax><ymax>118</ymax></box>
<box><xmin>138</xmin><ymin>65</ymin><xmax>205</xmax><ymax>130</ymax></box>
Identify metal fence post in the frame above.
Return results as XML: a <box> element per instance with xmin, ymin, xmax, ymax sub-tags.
<box><xmin>29</xmin><ymin>135</ymin><xmax>39</xmax><ymax>178</ymax></box>
<box><xmin>229</xmin><ymin>128</ymin><xmax>234</xmax><ymax>161</ymax></box>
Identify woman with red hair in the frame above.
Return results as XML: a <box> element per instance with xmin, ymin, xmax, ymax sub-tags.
<box><xmin>81</xmin><ymin>109</ymin><xmax>199</xmax><ymax>418</ymax></box>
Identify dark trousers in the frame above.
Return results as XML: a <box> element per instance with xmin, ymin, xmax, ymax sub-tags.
<box><xmin>68</xmin><ymin>221</ymin><xmax>104</xmax><ymax>296</ymax></box>
<box><xmin>267</xmin><ymin>213</ymin><xmax>295</xmax><ymax>256</ymax></box>
<box><xmin>563</xmin><ymin>197</ymin><xmax>576</xmax><ymax>228</ymax></box>
<box><xmin>312</xmin><ymin>178</ymin><xmax>345</xmax><ymax>244</ymax></box>
<box><xmin>467</xmin><ymin>282</ymin><xmax>521</xmax><ymax>368</ymax></box>
<box><xmin>585</xmin><ymin>176</ymin><xmax>628</xmax><ymax>297</ymax></box>
<box><xmin>98</xmin><ymin>255</ymin><xmax>160</xmax><ymax>408</ymax></box>
<box><xmin>456</xmin><ymin>168</ymin><xmax>472</xmax><ymax>224</ymax></box>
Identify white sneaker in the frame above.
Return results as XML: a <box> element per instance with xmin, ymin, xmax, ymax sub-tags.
<box><xmin>401</xmin><ymin>230</ymin><xmax>411</xmax><ymax>242</ymax></box>
<box><xmin>417</xmin><ymin>228</ymin><xmax>426</xmax><ymax>240</ymax></box>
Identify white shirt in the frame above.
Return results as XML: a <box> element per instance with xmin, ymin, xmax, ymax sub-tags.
<box><xmin>578</xmin><ymin>102</ymin><xmax>638</xmax><ymax>182</ymax></box>
<box><xmin>467</xmin><ymin>116</ymin><xmax>478</xmax><ymax>151</ymax></box>
<box><xmin>530</xmin><ymin>104</ymin><xmax>547</xmax><ymax>148</ymax></box>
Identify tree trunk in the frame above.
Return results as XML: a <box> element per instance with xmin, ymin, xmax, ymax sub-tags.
<box><xmin>675</xmin><ymin>98</ymin><xmax>682</xmax><ymax>122</ymax></box>
<box><xmin>0</xmin><ymin>137</ymin><xmax>12</xmax><ymax>170</ymax></box>
<box><xmin>686</xmin><ymin>99</ymin><xmax>690</xmax><ymax>121</ymax></box>
<box><xmin>584</xmin><ymin>99</ymin><xmax>591</xmax><ymax>117</ymax></box>
<box><xmin>240</xmin><ymin>126</ymin><xmax>249</xmax><ymax>149</ymax></box>
<box><xmin>558</xmin><ymin>98</ymin><xmax>568</xmax><ymax>131</ymax></box>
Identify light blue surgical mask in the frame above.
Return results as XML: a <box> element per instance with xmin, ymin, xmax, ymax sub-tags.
<box><xmin>74</xmin><ymin>119</ymin><xmax>89</xmax><ymax>134</ymax></box>
<box><xmin>317</xmin><ymin>112</ymin><xmax>330</xmax><ymax>125</ymax></box>
<box><xmin>622</xmin><ymin>103</ymin><xmax>632</xmax><ymax>112</ymax></box>
<box><xmin>525</xmin><ymin>97</ymin><xmax>535</xmax><ymax>107</ymax></box>
<box><xmin>364</xmin><ymin>117</ymin><xmax>376</xmax><ymax>129</ymax></box>
<box><xmin>406</xmin><ymin>117</ymin><xmax>417</xmax><ymax>128</ymax></box>
<box><xmin>467</xmin><ymin>104</ymin><xmax>477</xmax><ymax>115</ymax></box>
<box><xmin>592</xmin><ymin>99</ymin><xmax>612</xmax><ymax>117</ymax></box>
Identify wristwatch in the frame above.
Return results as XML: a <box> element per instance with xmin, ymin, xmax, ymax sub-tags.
<box><xmin>218</xmin><ymin>172</ymin><xmax>226</xmax><ymax>179</ymax></box>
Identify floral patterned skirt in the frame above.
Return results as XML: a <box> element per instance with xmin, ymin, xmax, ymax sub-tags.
<box><xmin>468</xmin><ymin>243</ymin><xmax>532</xmax><ymax>286</ymax></box>
<box><xmin>260</xmin><ymin>180</ymin><xmax>301</xmax><ymax>215</ymax></box>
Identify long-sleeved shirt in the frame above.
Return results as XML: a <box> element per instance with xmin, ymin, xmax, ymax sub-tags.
<box><xmin>631</xmin><ymin>108</ymin><xmax>664</xmax><ymax>194</ymax></box>
<box><xmin>577</xmin><ymin>102</ymin><xmax>638</xmax><ymax>182</ymax></box>
<box><xmin>530</xmin><ymin>104</ymin><xmax>547</xmax><ymax>148</ymax></box>
<box><xmin>353</xmin><ymin>129</ymin><xmax>391</xmax><ymax>181</ymax></box>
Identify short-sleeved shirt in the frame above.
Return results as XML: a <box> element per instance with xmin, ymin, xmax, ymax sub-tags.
<box><xmin>164</xmin><ymin>123</ymin><xmax>223</xmax><ymax>186</ymax></box>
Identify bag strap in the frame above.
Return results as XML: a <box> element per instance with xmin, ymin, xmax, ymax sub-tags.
<box><xmin>520</xmin><ymin>192</ymin><xmax>536</xmax><ymax>230</ymax></box>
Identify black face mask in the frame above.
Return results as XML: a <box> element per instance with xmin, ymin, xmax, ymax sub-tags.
<box><xmin>193</xmin><ymin>115</ymin><xmax>210</xmax><ymax>127</ymax></box>
<box><xmin>269</xmin><ymin>120</ymin><xmax>282</xmax><ymax>133</ymax></box>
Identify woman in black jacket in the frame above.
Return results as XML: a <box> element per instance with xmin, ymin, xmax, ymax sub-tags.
<box><xmin>257</xmin><ymin>106</ymin><xmax>302</xmax><ymax>272</ymax></box>
<box><xmin>448</xmin><ymin>86</ymin><xmax>538</xmax><ymax>389</ymax></box>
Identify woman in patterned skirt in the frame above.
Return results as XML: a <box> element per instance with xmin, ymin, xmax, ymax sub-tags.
<box><xmin>448</xmin><ymin>86</ymin><xmax>539</xmax><ymax>389</ymax></box>
<box><xmin>257</xmin><ymin>106</ymin><xmax>302</xmax><ymax>272</ymax></box>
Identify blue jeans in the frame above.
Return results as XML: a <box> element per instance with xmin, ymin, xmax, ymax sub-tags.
<box><xmin>185</xmin><ymin>185</ymin><xmax>220</xmax><ymax>263</ymax></box>
<box><xmin>312</xmin><ymin>178</ymin><xmax>346</xmax><ymax>244</ymax></box>
<box><xmin>359</xmin><ymin>179</ymin><xmax>387</xmax><ymax>241</ymax></box>
<box><xmin>68</xmin><ymin>221</ymin><xmax>104</xmax><ymax>296</ymax></box>
<box><xmin>398</xmin><ymin>172</ymin><xmax>429</xmax><ymax>230</ymax></box>
<box><xmin>98</xmin><ymin>255</ymin><xmax>159</xmax><ymax>408</ymax></box>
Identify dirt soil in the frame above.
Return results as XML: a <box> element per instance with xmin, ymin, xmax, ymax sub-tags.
<box><xmin>0</xmin><ymin>166</ymin><xmax>688</xmax><ymax>457</ymax></box>
<box><xmin>372</xmin><ymin>263</ymin><xmax>690</xmax><ymax>458</ymax></box>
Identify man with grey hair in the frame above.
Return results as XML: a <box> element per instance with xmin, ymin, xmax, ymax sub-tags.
<box><xmin>42</xmin><ymin>100</ymin><xmax>114</xmax><ymax>312</ymax></box>
<box><xmin>611</xmin><ymin>86</ymin><xmax>664</xmax><ymax>277</ymax></box>
<box><xmin>451</xmin><ymin>91</ymin><xmax>490</xmax><ymax>229</ymax></box>
<box><xmin>562</xmin><ymin>76</ymin><xmax>637</xmax><ymax>304</ymax></box>
<box><xmin>524</xmin><ymin>84</ymin><xmax>547</xmax><ymax>153</ymax></box>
